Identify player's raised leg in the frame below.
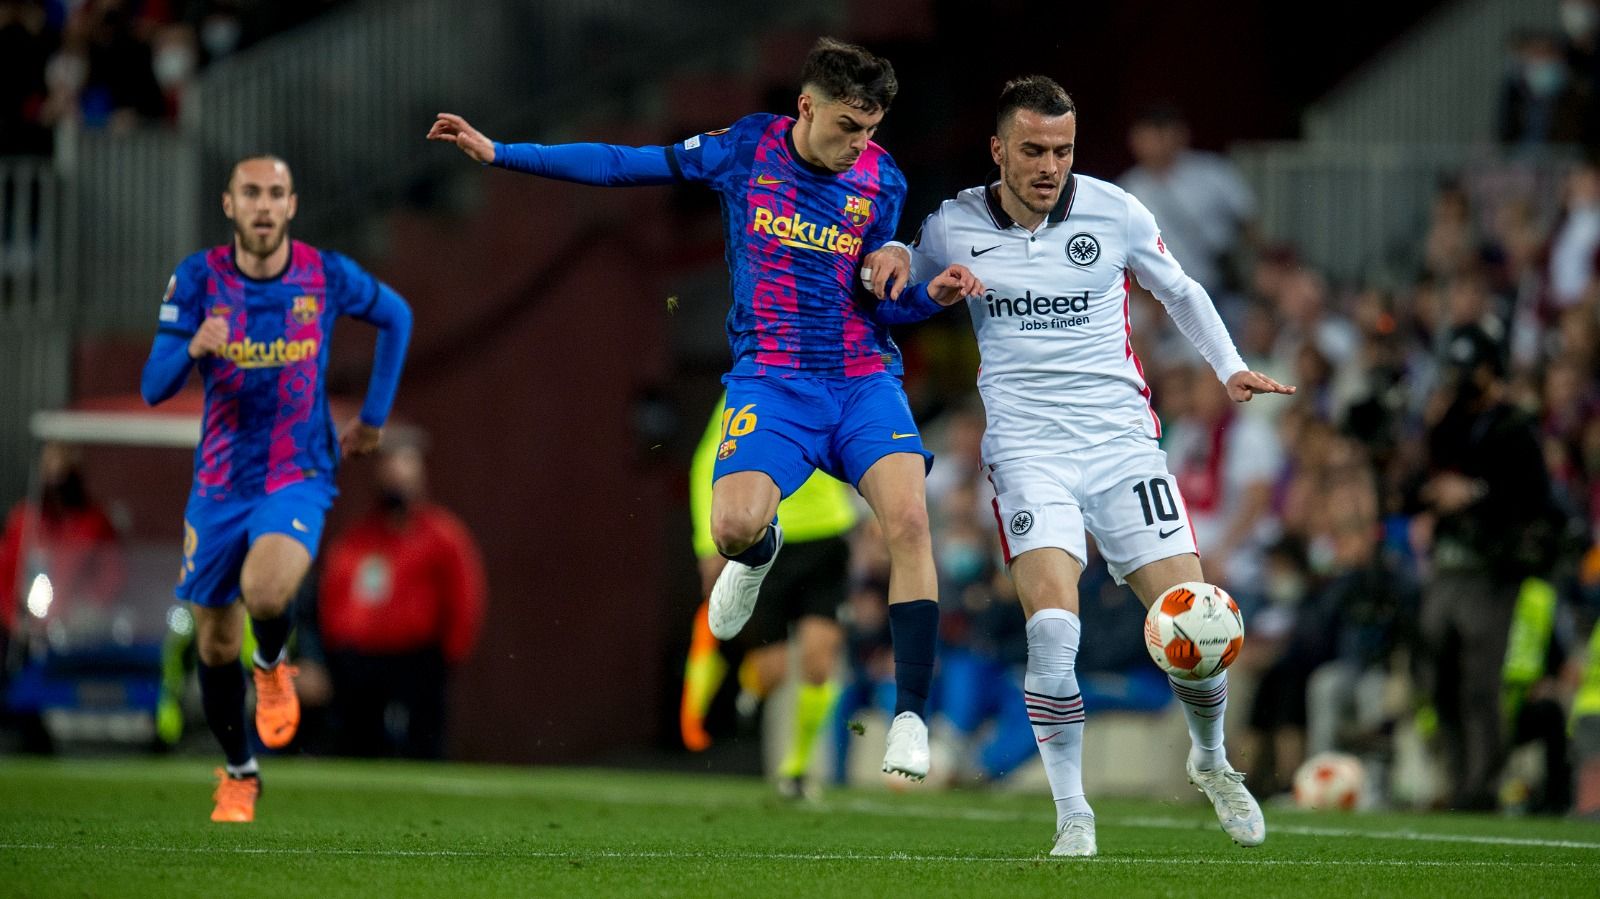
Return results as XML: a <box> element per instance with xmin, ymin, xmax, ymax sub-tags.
<box><xmin>1009</xmin><ymin>547</ymin><xmax>1096</xmax><ymax>857</ymax></box>
<box><xmin>706</xmin><ymin>471</ymin><xmax>784</xmax><ymax>640</ymax></box>
<box><xmin>1127</xmin><ymin>554</ymin><xmax>1265</xmax><ymax>847</ymax></box>
<box><xmin>193</xmin><ymin>601</ymin><xmax>259</xmax><ymax>821</ymax></box>
<box><xmin>240</xmin><ymin>533</ymin><xmax>312</xmax><ymax>749</ymax></box>
<box><xmin>856</xmin><ymin>452</ymin><xmax>938</xmax><ymax>780</ymax></box>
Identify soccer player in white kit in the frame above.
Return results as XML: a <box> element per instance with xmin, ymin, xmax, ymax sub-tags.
<box><xmin>862</xmin><ymin>76</ymin><xmax>1293</xmax><ymax>857</ymax></box>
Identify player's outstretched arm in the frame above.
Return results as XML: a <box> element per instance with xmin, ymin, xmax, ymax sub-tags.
<box><xmin>1224</xmin><ymin>369</ymin><xmax>1295</xmax><ymax>403</ymax></box>
<box><xmin>427</xmin><ymin>113</ymin><xmax>497</xmax><ymax>163</ymax></box>
<box><xmin>429</xmin><ymin>112</ymin><xmax>676</xmax><ymax>187</ymax></box>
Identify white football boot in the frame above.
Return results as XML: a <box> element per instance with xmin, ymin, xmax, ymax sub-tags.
<box><xmin>881</xmin><ymin>711</ymin><xmax>930</xmax><ymax>781</ymax></box>
<box><xmin>707</xmin><ymin>525</ymin><xmax>783</xmax><ymax>640</ymax></box>
<box><xmin>1186</xmin><ymin>753</ymin><xmax>1266</xmax><ymax>847</ymax></box>
<box><xmin>1049</xmin><ymin>814</ymin><xmax>1097</xmax><ymax>857</ymax></box>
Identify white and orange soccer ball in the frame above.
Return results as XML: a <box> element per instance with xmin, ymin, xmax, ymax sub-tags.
<box><xmin>1143</xmin><ymin>582</ymin><xmax>1244</xmax><ymax>680</ymax></box>
<box><xmin>1293</xmin><ymin>751</ymin><xmax>1366</xmax><ymax>811</ymax></box>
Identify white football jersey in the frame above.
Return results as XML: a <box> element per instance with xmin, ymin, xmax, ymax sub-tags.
<box><xmin>902</xmin><ymin>174</ymin><xmax>1246</xmax><ymax>464</ymax></box>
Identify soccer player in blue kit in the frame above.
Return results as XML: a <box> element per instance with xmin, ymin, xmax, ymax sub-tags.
<box><xmin>141</xmin><ymin>156</ymin><xmax>413</xmax><ymax>821</ymax></box>
<box><xmin>429</xmin><ymin>38</ymin><xmax>980</xmax><ymax>779</ymax></box>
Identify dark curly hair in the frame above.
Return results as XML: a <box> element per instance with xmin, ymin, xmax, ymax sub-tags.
<box><xmin>799</xmin><ymin>37</ymin><xmax>898</xmax><ymax>113</ymax></box>
<box><xmin>996</xmin><ymin>76</ymin><xmax>1075</xmax><ymax>134</ymax></box>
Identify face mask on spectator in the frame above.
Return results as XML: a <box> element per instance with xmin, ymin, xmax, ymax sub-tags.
<box><xmin>154</xmin><ymin>46</ymin><xmax>197</xmax><ymax>89</ymax></box>
<box><xmin>1308</xmin><ymin>535</ymin><xmax>1338</xmax><ymax>575</ymax></box>
<box><xmin>202</xmin><ymin>17</ymin><xmax>242</xmax><ymax>59</ymax></box>
<box><xmin>47</xmin><ymin>51</ymin><xmax>88</xmax><ymax>94</ymax></box>
<box><xmin>939</xmin><ymin>541</ymin><xmax>986</xmax><ymax>586</ymax></box>
<box><xmin>1264</xmin><ymin>572</ymin><xmax>1305</xmax><ymax>606</ymax></box>
<box><xmin>1524</xmin><ymin>59</ymin><xmax>1568</xmax><ymax>97</ymax></box>
<box><xmin>1562</xmin><ymin>1</ymin><xmax>1598</xmax><ymax>40</ymax></box>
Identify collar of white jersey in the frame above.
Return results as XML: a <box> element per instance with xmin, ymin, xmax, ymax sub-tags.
<box><xmin>983</xmin><ymin>174</ymin><xmax>1077</xmax><ymax>230</ymax></box>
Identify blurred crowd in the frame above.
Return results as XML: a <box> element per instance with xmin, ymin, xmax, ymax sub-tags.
<box><xmin>0</xmin><ymin>0</ymin><xmax>348</xmax><ymax>155</ymax></box>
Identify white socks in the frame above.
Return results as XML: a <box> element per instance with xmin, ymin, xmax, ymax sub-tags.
<box><xmin>1025</xmin><ymin>608</ymin><xmax>1090</xmax><ymax>826</ymax></box>
<box><xmin>1169</xmin><ymin>671</ymin><xmax>1229</xmax><ymax>770</ymax></box>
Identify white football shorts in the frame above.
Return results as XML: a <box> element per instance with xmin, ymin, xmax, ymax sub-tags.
<box><xmin>986</xmin><ymin>432</ymin><xmax>1200</xmax><ymax>584</ymax></box>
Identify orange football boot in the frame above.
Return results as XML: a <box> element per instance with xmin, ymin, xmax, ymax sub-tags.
<box><xmin>211</xmin><ymin>769</ymin><xmax>260</xmax><ymax>822</ymax></box>
<box><xmin>252</xmin><ymin>663</ymin><xmax>300</xmax><ymax>749</ymax></box>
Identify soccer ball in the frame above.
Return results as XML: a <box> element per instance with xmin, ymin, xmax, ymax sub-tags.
<box><xmin>1293</xmin><ymin>752</ymin><xmax>1365</xmax><ymax>810</ymax></box>
<box><xmin>1142</xmin><ymin>582</ymin><xmax>1243</xmax><ymax>680</ymax></box>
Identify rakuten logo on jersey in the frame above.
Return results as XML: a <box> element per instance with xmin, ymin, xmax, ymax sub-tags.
<box><xmin>984</xmin><ymin>291</ymin><xmax>1092</xmax><ymax>331</ymax></box>
<box><xmin>751</xmin><ymin>208</ymin><xmax>864</xmax><ymax>257</ymax></box>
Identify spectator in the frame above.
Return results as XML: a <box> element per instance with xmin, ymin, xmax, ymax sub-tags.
<box><xmin>1120</xmin><ymin>105</ymin><xmax>1256</xmax><ymax>305</ymax></box>
<box><xmin>1304</xmin><ymin>469</ymin><xmax>1418</xmax><ymax>777</ymax></box>
<box><xmin>312</xmin><ymin>436</ymin><xmax>486</xmax><ymax>759</ymax></box>
<box><xmin>0</xmin><ymin>0</ymin><xmax>55</xmax><ymax>156</ymax></box>
<box><xmin>1414</xmin><ymin>324</ymin><xmax>1558</xmax><ymax>810</ymax></box>
<box><xmin>0</xmin><ymin>441</ymin><xmax>125</xmax><ymax>634</ymax></box>
<box><xmin>1496</xmin><ymin>30</ymin><xmax>1591</xmax><ymax>151</ymax></box>
<box><xmin>1163</xmin><ymin>361</ymin><xmax>1285</xmax><ymax>589</ymax></box>
<box><xmin>1545</xmin><ymin>161</ymin><xmax>1600</xmax><ymax>317</ymax></box>
<box><xmin>0</xmin><ymin>442</ymin><xmax>124</xmax><ymax>753</ymax></box>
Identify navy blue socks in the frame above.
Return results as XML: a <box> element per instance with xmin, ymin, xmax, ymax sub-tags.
<box><xmin>889</xmin><ymin>599</ymin><xmax>939</xmax><ymax>717</ymax></box>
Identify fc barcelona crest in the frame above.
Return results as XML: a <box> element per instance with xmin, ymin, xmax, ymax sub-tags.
<box><xmin>844</xmin><ymin>195</ymin><xmax>873</xmax><ymax>226</ymax></box>
<box><xmin>291</xmin><ymin>294</ymin><xmax>320</xmax><ymax>324</ymax></box>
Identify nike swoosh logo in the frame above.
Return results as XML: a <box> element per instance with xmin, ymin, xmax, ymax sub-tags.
<box><xmin>970</xmin><ymin>245</ymin><xmax>1001</xmax><ymax>257</ymax></box>
<box><xmin>1158</xmin><ymin>525</ymin><xmax>1186</xmax><ymax>539</ymax></box>
<box><xmin>756</xmin><ymin>174</ymin><xmax>786</xmax><ymax>185</ymax></box>
<box><xmin>891</xmin><ymin>432</ymin><xmax>918</xmax><ymax>439</ymax></box>
<box><xmin>292</xmin><ymin>519</ymin><xmax>310</xmax><ymax>533</ymax></box>
<box><xmin>1037</xmin><ymin>732</ymin><xmax>1062</xmax><ymax>743</ymax></box>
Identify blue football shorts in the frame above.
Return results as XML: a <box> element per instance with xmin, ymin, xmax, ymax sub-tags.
<box><xmin>174</xmin><ymin>479</ymin><xmax>336</xmax><ymax>608</ymax></box>
<box><xmin>712</xmin><ymin>372</ymin><xmax>934</xmax><ymax>497</ymax></box>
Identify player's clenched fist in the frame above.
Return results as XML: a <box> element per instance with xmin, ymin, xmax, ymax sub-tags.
<box><xmin>339</xmin><ymin>420</ymin><xmax>383</xmax><ymax>459</ymax></box>
<box><xmin>927</xmin><ymin>263</ymin><xmax>985</xmax><ymax>306</ymax></box>
<box><xmin>427</xmin><ymin>113</ymin><xmax>496</xmax><ymax>164</ymax></box>
<box><xmin>862</xmin><ymin>245</ymin><xmax>912</xmax><ymax>300</ymax></box>
<box><xmin>188</xmin><ymin>315</ymin><xmax>229</xmax><ymax>359</ymax></box>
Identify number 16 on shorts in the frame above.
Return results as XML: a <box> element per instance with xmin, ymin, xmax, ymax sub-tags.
<box><xmin>717</xmin><ymin>403</ymin><xmax>757</xmax><ymax>460</ymax></box>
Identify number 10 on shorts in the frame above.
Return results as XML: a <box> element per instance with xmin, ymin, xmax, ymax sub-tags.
<box><xmin>1132</xmin><ymin>478</ymin><xmax>1180</xmax><ymax>526</ymax></box>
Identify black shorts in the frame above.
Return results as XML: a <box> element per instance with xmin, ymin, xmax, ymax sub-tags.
<box><xmin>733</xmin><ymin>536</ymin><xmax>848</xmax><ymax>650</ymax></box>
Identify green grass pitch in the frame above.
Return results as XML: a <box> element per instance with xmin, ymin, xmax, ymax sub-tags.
<box><xmin>2</xmin><ymin>757</ymin><xmax>1597</xmax><ymax>897</ymax></box>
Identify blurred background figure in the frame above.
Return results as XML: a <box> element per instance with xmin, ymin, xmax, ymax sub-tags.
<box><xmin>1496</xmin><ymin>29</ymin><xmax>1594</xmax><ymax>153</ymax></box>
<box><xmin>307</xmin><ymin>434</ymin><xmax>486</xmax><ymax>759</ymax></box>
<box><xmin>0</xmin><ymin>441</ymin><xmax>125</xmax><ymax>753</ymax></box>
<box><xmin>1414</xmin><ymin>324</ymin><xmax>1558</xmax><ymax>810</ymax></box>
<box><xmin>1120</xmin><ymin>105</ymin><xmax>1258</xmax><ymax>311</ymax></box>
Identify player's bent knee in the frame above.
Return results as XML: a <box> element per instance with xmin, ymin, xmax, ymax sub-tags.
<box><xmin>197</xmin><ymin>634</ymin><xmax>242</xmax><ymax>667</ymax></box>
<box><xmin>710</xmin><ymin>512</ymin><xmax>768</xmax><ymax>557</ymax></box>
<box><xmin>877</xmin><ymin>501</ymin><xmax>931</xmax><ymax>550</ymax></box>
<box><xmin>239</xmin><ymin>573</ymin><xmax>295</xmax><ymax>617</ymax></box>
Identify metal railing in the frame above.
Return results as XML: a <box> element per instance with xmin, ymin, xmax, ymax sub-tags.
<box><xmin>0</xmin><ymin>325</ymin><xmax>70</xmax><ymax>506</ymax></box>
<box><xmin>1233</xmin><ymin>141</ymin><xmax>1580</xmax><ymax>284</ymax></box>
<box><xmin>1304</xmin><ymin>0</ymin><xmax>1560</xmax><ymax>144</ymax></box>
<box><xmin>0</xmin><ymin>157</ymin><xmax>66</xmax><ymax>323</ymax></box>
<box><xmin>183</xmin><ymin>0</ymin><xmax>764</xmax><ymax>244</ymax></box>
<box><xmin>65</xmin><ymin>127</ymin><xmax>201</xmax><ymax>333</ymax></box>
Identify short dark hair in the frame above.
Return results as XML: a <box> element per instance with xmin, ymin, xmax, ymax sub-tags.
<box><xmin>227</xmin><ymin>154</ymin><xmax>293</xmax><ymax>191</ymax></box>
<box><xmin>799</xmin><ymin>37</ymin><xmax>898</xmax><ymax>113</ymax></box>
<box><xmin>995</xmin><ymin>76</ymin><xmax>1075</xmax><ymax>134</ymax></box>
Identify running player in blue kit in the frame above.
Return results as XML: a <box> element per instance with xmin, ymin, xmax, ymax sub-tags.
<box><xmin>142</xmin><ymin>155</ymin><xmax>413</xmax><ymax>821</ymax></box>
<box><xmin>429</xmin><ymin>38</ymin><xmax>980</xmax><ymax>779</ymax></box>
